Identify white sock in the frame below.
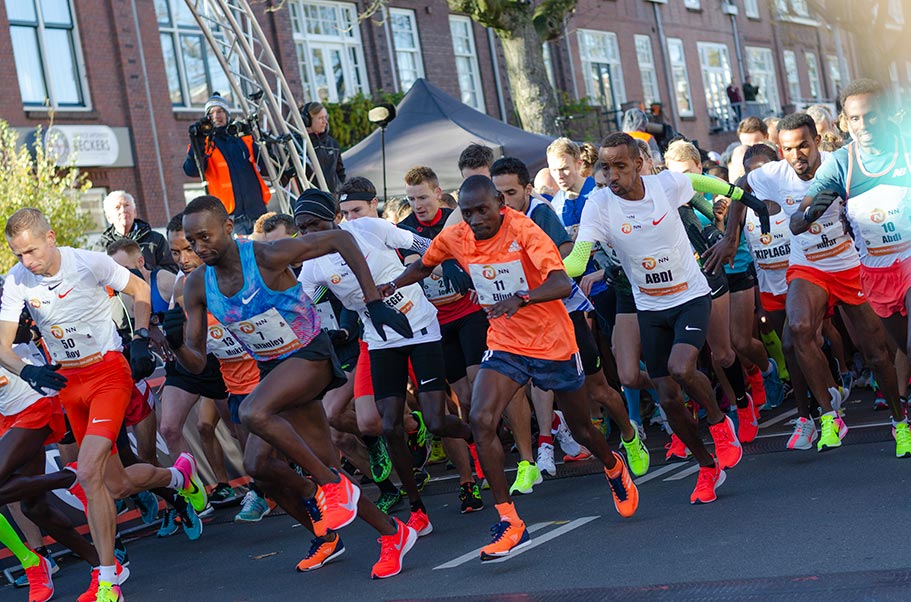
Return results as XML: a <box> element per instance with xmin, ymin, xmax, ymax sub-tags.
<box><xmin>99</xmin><ymin>564</ymin><xmax>116</xmax><ymax>585</ymax></box>
<box><xmin>822</xmin><ymin>410</ymin><xmax>837</xmax><ymax>418</ymax></box>
<box><xmin>167</xmin><ymin>467</ymin><xmax>185</xmax><ymax>490</ymax></box>
<box><xmin>761</xmin><ymin>361</ymin><xmax>774</xmax><ymax>377</ymax></box>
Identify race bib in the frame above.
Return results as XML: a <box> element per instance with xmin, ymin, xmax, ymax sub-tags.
<box><xmin>226</xmin><ymin>308</ymin><xmax>303</xmax><ymax>360</ymax></box>
<box><xmin>315</xmin><ymin>300</ymin><xmax>340</xmax><ymax>331</ymax></box>
<box><xmin>420</xmin><ymin>270</ymin><xmax>462</xmax><ymax>305</ymax></box>
<box><xmin>43</xmin><ymin>323</ymin><xmax>104</xmax><ymax>368</ymax></box>
<box><xmin>207</xmin><ymin>322</ymin><xmax>250</xmax><ymax>362</ymax></box>
<box><xmin>796</xmin><ymin>218</ymin><xmax>854</xmax><ymax>262</ymax></box>
<box><xmin>852</xmin><ymin>186</ymin><xmax>911</xmax><ymax>257</ymax></box>
<box><xmin>631</xmin><ymin>250</ymin><xmax>689</xmax><ymax>297</ymax></box>
<box><xmin>469</xmin><ymin>260</ymin><xmax>528</xmax><ymax>307</ymax></box>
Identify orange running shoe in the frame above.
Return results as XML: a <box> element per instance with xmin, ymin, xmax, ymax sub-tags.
<box><xmin>319</xmin><ymin>472</ymin><xmax>361</xmax><ymax>532</ymax></box>
<box><xmin>736</xmin><ymin>395</ymin><xmax>759</xmax><ymax>443</ymax></box>
<box><xmin>371</xmin><ymin>518</ymin><xmax>417</xmax><ymax>579</ymax></box>
<box><xmin>605</xmin><ymin>452</ymin><xmax>639</xmax><ymax>518</ymax></box>
<box><xmin>664</xmin><ymin>434</ymin><xmax>691</xmax><ymax>460</ymax></box>
<box><xmin>690</xmin><ymin>460</ymin><xmax>726</xmax><ymax>504</ymax></box>
<box><xmin>296</xmin><ymin>535</ymin><xmax>345</xmax><ymax>572</ymax></box>
<box><xmin>480</xmin><ymin>518</ymin><xmax>530</xmax><ymax>560</ymax></box>
<box><xmin>709</xmin><ymin>416</ymin><xmax>743</xmax><ymax>469</ymax></box>
<box><xmin>405</xmin><ymin>508</ymin><xmax>433</xmax><ymax>536</ymax></box>
<box><xmin>25</xmin><ymin>555</ymin><xmax>54</xmax><ymax>602</ymax></box>
<box><xmin>563</xmin><ymin>446</ymin><xmax>593</xmax><ymax>462</ymax></box>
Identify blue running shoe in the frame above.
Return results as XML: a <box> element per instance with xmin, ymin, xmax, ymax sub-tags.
<box><xmin>763</xmin><ymin>358</ymin><xmax>785</xmax><ymax>409</ymax></box>
<box><xmin>178</xmin><ymin>503</ymin><xmax>203</xmax><ymax>541</ymax></box>
<box><xmin>133</xmin><ymin>490</ymin><xmax>159</xmax><ymax>525</ymax></box>
<box><xmin>157</xmin><ymin>509</ymin><xmax>179</xmax><ymax>538</ymax></box>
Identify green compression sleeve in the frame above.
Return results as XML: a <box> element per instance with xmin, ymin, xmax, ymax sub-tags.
<box><xmin>689</xmin><ymin>194</ymin><xmax>715</xmax><ymax>220</ymax></box>
<box><xmin>564</xmin><ymin>241</ymin><xmax>593</xmax><ymax>278</ymax></box>
<box><xmin>0</xmin><ymin>514</ymin><xmax>39</xmax><ymax>567</ymax></box>
<box><xmin>686</xmin><ymin>173</ymin><xmax>743</xmax><ymax>201</ymax></box>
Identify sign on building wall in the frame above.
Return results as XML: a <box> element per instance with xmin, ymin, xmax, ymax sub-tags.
<box><xmin>44</xmin><ymin>125</ymin><xmax>120</xmax><ymax>167</ymax></box>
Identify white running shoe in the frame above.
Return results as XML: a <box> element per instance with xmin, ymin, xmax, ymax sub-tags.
<box><xmin>536</xmin><ymin>442</ymin><xmax>556</xmax><ymax>476</ymax></box>
<box><xmin>552</xmin><ymin>410</ymin><xmax>582</xmax><ymax>457</ymax></box>
<box><xmin>787</xmin><ymin>416</ymin><xmax>818</xmax><ymax>450</ymax></box>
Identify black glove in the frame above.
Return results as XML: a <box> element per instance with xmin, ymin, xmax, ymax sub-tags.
<box><xmin>129</xmin><ymin>338</ymin><xmax>155</xmax><ymax>382</ymax></box>
<box><xmin>20</xmin><ymin>364</ymin><xmax>67</xmax><ymax>394</ymax></box>
<box><xmin>804</xmin><ymin>190</ymin><xmax>841</xmax><ymax>224</ymax></box>
<box><xmin>327</xmin><ymin>329</ymin><xmax>350</xmax><ymax>346</ymax></box>
<box><xmin>162</xmin><ymin>307</ymin><xmax>186</xmax><ymax>350</ymax></box>
<box><xmin>739</xmin><ymin>191</ymin><xmax>771</xmax><ymax>235</ymax></box>
<box><xmin>441</xmin><ymin>260</ymin><xmax>473</xmax><ymax>295</ymax></box>
<box><xmin>366</xmin><ymin>300</ymin><xmax>413</xmax><ymax>342</ymax></box>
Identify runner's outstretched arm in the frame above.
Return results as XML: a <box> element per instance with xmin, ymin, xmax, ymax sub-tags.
<box><xmin>378</xmin><ymin>257</ymin><xmax>436</xmax><ymax>298</ymax></box>
<box><xmin>163</xmin><ymin>268</ymin><xmax>208</xmax><ymax>374</ymax></box>
<box><xmin>563</xmin><ymin>240</ymin><xmax>593</xmax><ymax>278</ymax></box>
<box><xmin>686</xmin><ymin>173</ymin><xmax>770</xmax><ymax>234</ymax></box>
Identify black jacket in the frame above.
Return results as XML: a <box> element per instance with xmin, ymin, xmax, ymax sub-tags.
<box><xmin>95</xmin><ymin>218</ymin><xmax>177</xmax><ymax>273</ymax></box>
<box><xmin>307</xmin><ymin>131</ymin><xmax>346</xmax><ymax>195</ymax></box>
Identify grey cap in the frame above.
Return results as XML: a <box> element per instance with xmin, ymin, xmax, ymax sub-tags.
<box><xmin>204</xmin><ymin>94</ymin><xmax>231</xmax><ymax>115</ymax></box>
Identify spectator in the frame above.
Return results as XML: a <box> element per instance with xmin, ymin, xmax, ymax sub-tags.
<box><xmin>742</xmin><ymin>75</ymin><xmax>759</xmax><ymax>101</ymax></box>
<box><xmin>458</xmin><ymin>143</ymin><xmax>495</xmax><ymax>178</ymax></box>
<box><xmin>248</xmin><ymin>211</ymin><xmax>277</xmax><ymax>241</ymax></box>
<box><xmin>95</xmin><ymin>190</ymin><xmax>177</xmax><ymax>273</ymax></box>
<box><xmin>737</xmin><ymin>116</ymin><xmax>769</xmax><ymax>146</ymax></box>
<box><xmin>183</xmin><ymin>94</ymin><xmax>270</xmax><ymax>235</ymax></box>
<box><xmin>533</xmin><ymin>167</ymin><xmax>557</xmax><ymax>200</ymax></box>
<box><xmin>622</xmin><ymin>108</ymin><xmax>661</xmax><ymax>162</ymax></box>
<box><xmin>726</xmin><ymin>81</ymin><xmax>743</xmax><ymax>120</ymax></box>
<box><xmin>303</xmin><ymin>101</ymin><xmax>346</xmax><ymax>195</ymax></box>
<box><xmin>579</xmin><ymin>142</ymin><xmax>599</xmax><ymax>178</ymax></box>
<box><xmin>440</xmin><ymin>193</ymin><xmax>458</xmax><ymax>210</ymax></box>
<box><xmin>764</xmin><ymin>116</ymin><xmax>781</xmax><ymax>147</ymax></box>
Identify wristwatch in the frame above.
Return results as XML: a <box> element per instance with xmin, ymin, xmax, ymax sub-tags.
<box><xmin>134</xmin><ymin>328</ymin><xmax>151</xmax><ymax>340</ymax></box>
<box><xmin>514</xmin><ymin>290</ymin><xmax>531</xmax><ymax>307</ymax></box>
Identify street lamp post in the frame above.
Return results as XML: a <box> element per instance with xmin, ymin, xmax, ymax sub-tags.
<box><xmin>367</xmin><ymin>103</ymin><xmax>397</xmax><ymax>204</ymax></box>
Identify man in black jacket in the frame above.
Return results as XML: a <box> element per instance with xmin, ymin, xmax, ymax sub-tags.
<box><xmin>303</xmin><ymin>101</ymin><xmax>346</xmax><ymax>195</ymax></box>
<box><xmin>95</xmin><ymin>190</ymin><xmax>177</xmax><ymax>273</ymax></box>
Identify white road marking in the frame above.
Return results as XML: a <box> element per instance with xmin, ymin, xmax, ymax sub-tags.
<box><xmin>759</xmin><ymin>408</ymin><xmax>798</xmax><ymax>428</ymax></box>
<box><xmin>483</xmin><ymin>516</ymin><xmax>600</xmax><ymax>564</ymax></box>
<box><xmin>663</xmin><ymin>464</ymin><xmax>702</xmax><ymax>481</ymax></box>
<box><xmin>433</xmin><ymin>522</ymin><xmax>553</xmax><ymax>569</ymax></box>
<box><xmin>634</xmin><ymin>462</ymin><xmax>690</xmax><ymax>485</ymax></box>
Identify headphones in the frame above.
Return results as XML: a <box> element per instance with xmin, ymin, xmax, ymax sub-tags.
<box><xmin>301</xmin><ymin>102</ymin><xmax>328</xmax><ymax>134</ymax></box>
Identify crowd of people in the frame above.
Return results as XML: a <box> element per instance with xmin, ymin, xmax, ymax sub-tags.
<box><xmin>0</xmin><ymin>76</ymin><xmax>909</xmax><ymax>601</ymax></box>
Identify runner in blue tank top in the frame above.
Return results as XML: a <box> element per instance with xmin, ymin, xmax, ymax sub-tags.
<box><xmin>163</xmin><ymin>195</ymin><xmax>420</xmax><ymax>579</ymax></box>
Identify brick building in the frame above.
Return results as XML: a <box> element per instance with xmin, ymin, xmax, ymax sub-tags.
<box><xmin>0</xmin><ymin>0</ymin><xmax>904</xmax><ymax>231</ymax></box>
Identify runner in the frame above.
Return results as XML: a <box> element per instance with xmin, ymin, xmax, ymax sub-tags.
<box><xmin>565</xmin><ymin>133</ymin><xmax>748</xmax><ymax>504</ymax></box>
<box><xmin>169</xmin><ymin>195</ymin><xmax>418</xmax><ymax>578</ymax></box>
<box><xmin>0</xmin><ymin>208</ymin><xmax>206</xmax><ymax>601</ymax></box>
<box><xmin>800</xmin><ymin>79</ymin><xmax>911</xmax><ymax>455</ymax></box>
<box><xmin>381</xmin><ymin>175</ymin><xmax>639</xmax><ymax>559</ymax></box>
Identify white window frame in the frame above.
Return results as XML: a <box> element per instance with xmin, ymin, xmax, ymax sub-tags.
<box><xmin>790</xmin><ymin>0</ymin><xmax>810</xmax><ymax>16</ymax></box>
<box><xmin>697</xmin><ymin>41</ymin><xmax>734</xmax><ymax>125</ymax></box>
<box><xmin>634</xmin><ymin>34</ymin><xmax>661</xmax><ymax>106</ymax></box>
<box><xmin>783</xmin><ymin>50</ymin><xmax>800</xmax><ymax>102</ymax></box>
<box><xmin>826</xmin><ymin>55</ymin><xmax>843</xmax><ymax>97</ymax></box>
<box><xmin>666</xmin><ymin>37</ymin><xmax>694</xmax><ymax>118</ymax></box>
<box><xmin>289</xmin><ymin>0</ymin><xmax>369</xmax><ymax>103</ymax></box>
<box><xmin>542</xmin><ymin>42</ymin><xmax>556</xmax><ymax>89</ymax></box>
<box><xmin>745</xmin><ymin>46</ymin><xmax>780</xmax><ymax>113</ymax></box>
<box><xmin>577</xmin><ymin>29</ymin><xmax>626</xmax><ymax>112</ymax></box>
<box><xmin>805</xmin><ymin>51</ymin><xmax>821</xmax><ymax>99</ymax></box>
<box><xmin>449</xmin><ymin>15</ymin><xmax>485</xmax><ymax>111</ymax></box>
<box><xmin>388</xmin><ymin>8</ymin><xmax>424</xmax><ymax>92</ymax></box>
<box><xmin>684</xmin><ymin>0</ymin><xmax>702</xmax><ymax>9</ymax></box>
<box><xmin>156</xmin><ymin>0</ymin><xmax>236</xmax><ymax>110</ymax></box>
<box><xmin>744</xmin><ymin>0</ymin><xmax>761</xmax><ymax>19</ymax></box>
<box><xmin>6</xmin><ymin>0</ymin><xmax>91</xmax><ymax>110</ymax></box>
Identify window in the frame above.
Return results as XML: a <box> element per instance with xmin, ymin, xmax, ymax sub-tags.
<box><xmin>634</xmin><ymin>35</ymin><xmax>661</xmax><ymax>106</ymax></box>
<box><xmin>577</xmin><ymin>29</ymin><xmax>626</xmax><ymax>111</ymax></box>
<box><xmin>775</xmin><ymin>0</ymin><xmax>789</xmax><ymax>14</ymax></box>
<box><xmin>542</xmin><ymin>43</ymin><xmax>556</xmax><ymax>89</ymax></box>
<box><xmin>697</xmin><ymin>42</ymin><xmax>734</xmax><ymax>125</ymax></box>
<box><xmin>156</xmin><ymin>0</ymin><xmax>232</xmax><ymax>108</ymax></box>
<box><xmin>684</xmin><ymin>0</ymin><xmax>701</xmax><ymax>9</ymax></box>
<box><xmin>6</xmin><ymin>0</ymin><xmax>89</xmax><ymax>108</ymax></box>
<box><xmin>666</xmin><ymin>38</ymin><xmax>693</xmax><ymax>117</ymax></box>
<box><xmin>290</xmin><ymin>1</ymin><xmax>368</xmax><ymax>103</ymax></box>
<box><xmin>449</xmin><ymin>16</ymin><xmax>485</xmax><ymax>111</ymax></box>
<box><xmin>805</xmin><ymin>51</ymin><xmax>821</xmax><ymax>99</ymax></box>
<box><xmin>783</xmin><ymin>50</ymin><xmax>800</xmax><ymax>102</ymax></box>
<box><xmin>826</xmin><ymin>55</ymin><xmax>843</xmax><ymax>97</ymax></box>
<box><xmin>744</xmin><ymin>0</ymin><xmax>761</xmax><ymax>19</ymax></box>
<box><xmin>745</xmin><ymin>46</ymin><xmax>781</xmax><ymax>113</ymax></box>
<box><xmin>389</xmin><ymin>8</ymin><xmax>423</xmax><ymax>92</ymax></box>
<box><xmin>790</xmin><ymin>0</ymin><xmax>809</xmax><ymax>16</ymax></box>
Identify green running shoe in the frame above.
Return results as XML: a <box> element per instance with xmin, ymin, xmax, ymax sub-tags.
<box><xmin>509</xmin><ymin>461</ymin><xmax>542</xmax><ymax>495</ymax></box>
<box><xmin>174</xmin><ymin>452</ymin><xmax>208</xmax><ymax>512</ymax></box>
<box><xmin>428</xmin><ymin>438</ymin><xmax>447</xmax><ymax>465</ymax></box>
<box><xmin>621</xmin><ymin>430</ymin><xmax>651</xmax><ymax>477</ymax></box>
<box><xmin>367</xmin><ymin>437</ymin><xmax>393</xmax><ymax>482</ymax></box>
<box><xmin>817</xmin><ymin>414</ymin><xmax>848</xmax><ymax>452</ymax></box>
<box><xmin>410</xmin><ymin>411</ymin><xmax>428</xmax><ymax>447</ymax></box>
<box><xmin>375</xmin><ymin>490</ymin><xmax>403</xmax><ymax>514</ymax></box>
<box><xmin>894</xmin><ymin>421</ymin><xmax>911</xmax><ymax>458</ymax></box>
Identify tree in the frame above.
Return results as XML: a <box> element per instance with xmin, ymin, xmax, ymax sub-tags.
<box><xmin>0</xmin><ymin>120</ymin><xmax>95</xmax><ymax>273</ymax></box>
<box><xmin>446</xmin><ymin>0</ymin><xmax>577</xmax><ymax>136</ymax></box>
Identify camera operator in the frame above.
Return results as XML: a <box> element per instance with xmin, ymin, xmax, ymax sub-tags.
<box><xmin>302</xmin><ymin>101</ymin><xmax>346</xmax><ymax>195</ymax></box>
<box><xmin>183</xmin><ymin>94</ymin><xmax>270</xmax><ymax>235</ymax></box>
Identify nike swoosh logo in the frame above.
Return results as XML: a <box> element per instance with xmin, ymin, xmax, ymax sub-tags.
<box><xmin>340</xmin><ymin>486</ymin><xmax>358</xmax><ymax>512</ymax></box>
<box><xmin>48</xmin><ymin>283</ymin><xmax>62</xmax><ymax>290</ymax></box>
<box><xmin>710</xmin><ymin>286</ymin><xmax>725</xmax><ymax>296</ymax></box>
<box><xmin>92</xmin><ymin>418</ymin><xmax>112</xmax><ymax>424</ymax></box>
<box><xmin>394</xmin><ymin>540</ymin><xmax>404</xmax><ymax>551</ymax></box>
<box><xmin>58</xmin><ymin>288</ymin><xmax>75</xmax><ymax>299</ymax></box>
<box><xmin>775</xmin><ymin>218</ymin><xmax>787</xmax><ymax>225</ymax></box>
<box><xmin>242</xmin><ymin>289</ymin><xmax>260</xmax><ymax>304</ymax></box>
<box><xmin>653</xmin><ymin>212</ymin><xmax>668</xmax><ymax>226</ymax></box>
<box><xmin>420</xmin><ymin>378</ymin><xmax>437</xmax><ymax>385</ymax></box>
<box><xmin>684</xmin><ymin>326</ymin><xmax>702</xmax><ymax>331</ymax></box>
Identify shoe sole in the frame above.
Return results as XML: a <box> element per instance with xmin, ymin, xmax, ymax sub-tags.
<box><xmin>412</xmin><ymin>523</ymin><xmax>433</xmax><ymax>537</ymax></box>
<box><xmin>235</xmin><ymin>505</ymin><xmax>272</xmax><ymax>523</ymax></box>
<box><xmin>460</xmin><ymin>504</ymin><xmax>484</xmax><ymax>514</ymax></box>
<box><xmin>297</xmin><ymin>545</ymin><xmax>345</xmax><ymax>572</ymax></box>
<box><xmin>480</xmin><ymin>537</ymin><xmax>531</xmax><ymax>561</ymax></box>
<box><xmin>371</xmin><ymin>527</ymin><xmax>418</xmax><ymax>579</ymax></box>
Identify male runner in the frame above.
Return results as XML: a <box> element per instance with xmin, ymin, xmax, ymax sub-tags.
<box><xmin>565</xmin><ymin>133</ymin><xmax>746</xmax><ymax>504</ymax></box>
<box><xmin>170</xmin><ymin>195</ymin><xmax>418</xmax><ymax>578</ymax></box>
<box><xmin>382</xmin><ymin>176</ymin><xmax>639</xmax><ymax>559</ymax></box>
<box><xmin>0</xmin><ymin>209</ymin><xmax>205</xmax><ymax>601</ymax></box>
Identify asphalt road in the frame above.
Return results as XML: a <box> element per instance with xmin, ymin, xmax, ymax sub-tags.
<box><xmin>12</xmin><ymin>390</ymin><xmax>911</xmax><ymax>602</ymax></box>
